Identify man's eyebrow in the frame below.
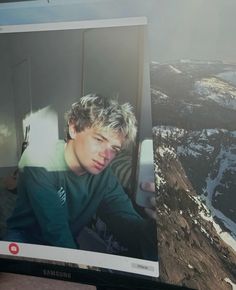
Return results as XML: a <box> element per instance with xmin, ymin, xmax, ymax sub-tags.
<box><xmin>95</xmin><ymin>133</ymin><xmax>107</xmax><ymax>141</ymax></box>
<box><xmin>95</xmin><ymin>133</ymin><xmax>122</xmax><ymax>149</ymax></box>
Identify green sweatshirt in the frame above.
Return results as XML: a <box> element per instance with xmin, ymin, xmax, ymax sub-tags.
<box><xmin>7</xmin><ymin>140</ymin><xmax>144</xmax><ymax>251</ymax></box>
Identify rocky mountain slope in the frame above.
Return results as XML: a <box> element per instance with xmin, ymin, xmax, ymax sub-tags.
<box><xmin>151</xmin><ymin>60</ymin><xmax>236</xmax><ymax>289</ymax></box>
<box><xmin>153</xmin><ymin>130</ymin><xmax>236</xmax><ymax>290</ymax></box>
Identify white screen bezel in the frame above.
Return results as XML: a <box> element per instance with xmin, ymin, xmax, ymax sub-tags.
<box><xmin>0</xmin><ymin>17</ymin><xmax>159</xmax><ymax>279</ymax></box>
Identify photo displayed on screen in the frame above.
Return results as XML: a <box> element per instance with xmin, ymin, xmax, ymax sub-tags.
<box><xmin>151</xmin><ymin>61</ymin><xmax>236</xmax><ymax>290</ymax></box>
<box><xmin>0</xmin><ymin>23</ymin><xmax>158</xmax><ymax>279</ymax></box>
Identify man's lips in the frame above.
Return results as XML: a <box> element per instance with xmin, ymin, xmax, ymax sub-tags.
<box><xmin>93</xmin><ymin>160</ymin><xmax>105</xmax><ymax>170</ymax></box>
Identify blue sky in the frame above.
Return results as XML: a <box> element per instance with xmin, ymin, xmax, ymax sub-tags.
<box><xmin>0</xmin><ymin>0</ymin><xmax>236</xmax><ymax>63</ymax></box>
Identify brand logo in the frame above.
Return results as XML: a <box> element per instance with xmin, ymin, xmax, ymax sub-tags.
<box><xmin>57</xmin><ymin>187</ymin><xmax>66</xmax><ymax>205</ymax></box>
<box><xmin>43</xmin><ymin>269</ymin><xmax>72</xmax><ymax>279</ymax></box>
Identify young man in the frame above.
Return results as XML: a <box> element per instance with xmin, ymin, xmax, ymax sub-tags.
<box><xmin>6</xmin><ymin>94</ymin><xmax>157</xmax><ymax>260</ymax></box>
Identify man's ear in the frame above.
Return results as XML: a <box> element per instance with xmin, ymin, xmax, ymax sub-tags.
<box><xmin>68</xmin><ymin>123</ymin><xmax>76</xmax><ymax>139</ymax></box>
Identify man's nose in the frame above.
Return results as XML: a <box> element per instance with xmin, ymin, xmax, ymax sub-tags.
<box><xmin>99</xmin><ymin>147</ymin><xmax>113</xmax><ymax>161</ymax></box>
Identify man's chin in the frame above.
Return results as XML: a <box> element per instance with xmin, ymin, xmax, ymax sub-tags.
<box><xmin>86</xmin><ymin>166</ymin><xmax>105</xmax><ymax>175</ymax></box>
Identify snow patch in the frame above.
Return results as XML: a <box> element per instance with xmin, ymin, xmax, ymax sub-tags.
<box><xmin>158</xmin><ymin>146</ymin><xmax>176</xmax><ymax>159</ymax></box>
<box><xmin>194</xmin><ymin>77</ymin><xmax>236</xmax><ymax>110</ymax></box>
<box><xmin>203</xmin><ymin>146</ymin><xmax>236</xmax><ymax>238</ymax></box>
<box><xmin>169</xmin><ymin>65</ymin><xmax>182</xmax><ymax>74</ymax></box>
<box><xmin>224</xmin><ymin>277</ymin><xmax>236</xmax><ymax>290</ymax></box>
<box><xmin>217</xmin><ymin>71</ymin><xmax>236</xmax><ymax>86</ymax></box>
<box><xmin>151</xmin><ymin>89</ymin><xmax>169</xmax><ymax>99</ymax></box>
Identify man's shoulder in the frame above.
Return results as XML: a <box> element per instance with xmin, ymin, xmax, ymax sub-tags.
<box><xmin>18</xmin><ymin>140</ymin><xmax>65</xmax><ymax>171</ymax></box>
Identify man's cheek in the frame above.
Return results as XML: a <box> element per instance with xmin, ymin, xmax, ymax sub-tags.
<box><xmin>108</xmin><ymin>155</ymin><xmax>116</xmax><ymax>164</ymax></box>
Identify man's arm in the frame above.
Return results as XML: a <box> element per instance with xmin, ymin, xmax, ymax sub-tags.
<box><xmin>97</xmin><ymin>171</ymin><xmax>158</xmax><ymax>260</ymax></box>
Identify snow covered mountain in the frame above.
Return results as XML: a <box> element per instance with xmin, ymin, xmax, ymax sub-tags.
<box><xmin>151</xmin><ymin>60</ymin><xmax>236</xmax><ymax>130</ymax></box>
<box><xmin>194</xmin><ymin>77</ymin><xmax>236</xmax><ymax>110</ymax></box>
<box><xmin>153</xmin><ymin>126</ymin><xmax>236</xmax><ymax>236</ymax></box>
<box><xmin>151</xmin><ymin>60</ymin><xmax>236</xmax><ymax>289</ymax></box>
<box><xmin>151</xmin><ymin>61</ymin><xmax>236</xmax><ymax>230</ymax></box>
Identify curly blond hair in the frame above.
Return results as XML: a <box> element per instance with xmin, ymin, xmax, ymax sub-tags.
<box><xmin>65</xmin><ymin>94</ymin><xmax>137</xmax><ymax>148</ymax></box>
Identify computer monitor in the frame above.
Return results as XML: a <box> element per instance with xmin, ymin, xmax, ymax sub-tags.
<box><xmin>0</xmin><ymin>18</ymin><xmax>163</xmax><ymax>290</ymax></box>
<box><xmin>0</xmin><ymin>7</ymin><xmax>235</xmax><ymax>290</ymax></box>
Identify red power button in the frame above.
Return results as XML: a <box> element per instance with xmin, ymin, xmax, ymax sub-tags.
<box><xmin>9</xmin><ymin>243</ymin><xmax>19</xmax><ymax>255</ymax></box>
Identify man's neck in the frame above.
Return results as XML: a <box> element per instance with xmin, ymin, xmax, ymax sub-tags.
<box><xmin>64</xmin><ymin>141</ymin><xmax>86</xmax><ymax>176</ymax></box>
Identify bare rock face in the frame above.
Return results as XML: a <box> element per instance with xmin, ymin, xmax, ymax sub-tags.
<box><xmin>154</xmin><ymin>143</ymin><xmax>236</xmax><ymax>290</ymax></box>
<box><xmin>151</xmin><ymin>60</ymin><xmax>236</xmax><ymax>290</ymax></box>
